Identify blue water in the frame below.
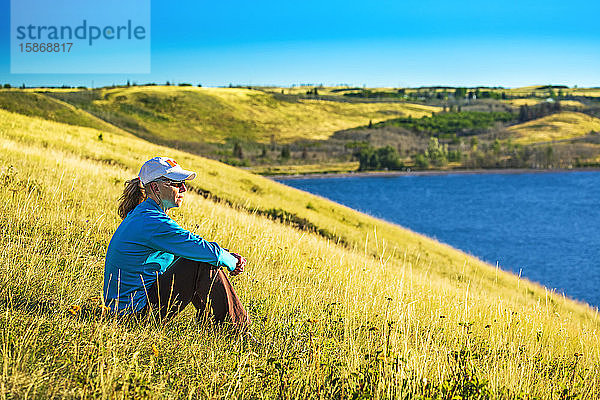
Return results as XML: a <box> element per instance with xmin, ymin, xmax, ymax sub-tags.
<box><xmin>278</xmin><ymin>171</ymin><xmax>600</xmax><ymax>307</ymax></box>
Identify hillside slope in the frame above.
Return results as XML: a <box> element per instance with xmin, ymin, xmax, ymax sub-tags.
<box><xmin>508</xmin><ymin>111</ymin><xmax>600</xmax><ymax>145</ymax></box>
<box><xmin>0</xmin><ymin>90</ymin><xmax>127</xmax><ymax>134</ymax></box>
<box><xmin>1</xmin><ymin>109</ymin><xmax>599</xmax><ymax>398</ymax></box>
<box><xmin>42</xmin><ymin>86</ymin><xmax>438</xmax><ymax>146</ymax></box>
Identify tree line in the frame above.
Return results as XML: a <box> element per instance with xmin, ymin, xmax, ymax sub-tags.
<box><xmin>369</xmin><ymin>111</ymin><xmax>516</xmax><ymax>138</ymax></box>
<box><xmin>518</xmin><ymin>101</ymin><xmax>562</xmax><ymax>123</ymax></box>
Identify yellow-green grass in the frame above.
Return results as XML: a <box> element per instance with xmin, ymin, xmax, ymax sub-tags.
<box><xmin>42</xmin><ymin>86</ymin><xmax>438</xmax><ymax>145</ymax></box>
<box><xmin>508</xmin><ymin>111</ymin><xmax>600</xmax><ymax>145</ymax></box>
<box><xmin>562</xmin><ymin>88</ymin><xmax>600</xmax><ymax>98</ymax></box>
<box><xmin>503</xmin><ymin>98</ymin><xmax>543</xmax><ymax>107</ymax></box>
<box><xmin>248</xmin><ymin>161</ymin><xmax>359</xmax><ymax>176</ymax></box>
<box><xmin>503</xmin><ymin>98</ymin><xmax>586</xmax><ymax>108</ymax></box>
<box><xmin>1</xmin><ymin>109</ymin><xmax>600</xmax><ymax>398</ymax></box>
<box><xmin>558</xmin><ymin>100</ymin><xmax>586</xmax><ymax>108</ymax></box>
<box><xmin>0</xmin><ymin>89</ymin><xmax>128</xmax><ymax>134</ymax></box>
<box><xmin>501</xmin><ymin>86</ymin><xmax>600</xmax><ymax>99</ymax></box>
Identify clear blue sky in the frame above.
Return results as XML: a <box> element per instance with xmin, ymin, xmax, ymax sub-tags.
<box><xmin>1</xmin><ymin>0</ymin><xmax>599</xmax><ymax>88</ymax></box>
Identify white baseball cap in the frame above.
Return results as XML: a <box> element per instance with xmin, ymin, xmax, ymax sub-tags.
<box><xmin>138</xmin><ymin>157</ymin><xmax>196</xmax><ymax>185</ymax></box>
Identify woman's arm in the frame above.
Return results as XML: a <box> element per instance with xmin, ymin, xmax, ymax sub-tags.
<box><xmin>145</xmin><ymin>215</ymin><xmax>238</xmax><ymax>271</ymax></box>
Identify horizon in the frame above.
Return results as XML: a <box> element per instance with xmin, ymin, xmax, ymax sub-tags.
<box><xmin>1</xmin><ymin>0</ymin><xmax>599</xmax><ymax>88</ymax></box>
<box><xmin>0</xmin><ymin>81</ymin><xmax>600</xmax><ymax>90</ymax></box>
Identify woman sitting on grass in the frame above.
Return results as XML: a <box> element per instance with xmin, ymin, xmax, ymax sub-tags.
<box><xmin>103</xmin><ymin>156</ymin><xmax>249</xmax><ymax>330</ymax></box>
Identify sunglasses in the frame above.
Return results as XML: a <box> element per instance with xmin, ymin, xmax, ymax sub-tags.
<box><xmin>158</xmin><ymin>179</ymin><xmax>186</xmax><ymax>190</ymax></box>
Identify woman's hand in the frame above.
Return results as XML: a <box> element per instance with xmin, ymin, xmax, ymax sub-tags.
<box><xmin>230</xmin><ymin>252</ymin><xmax>246</xmax><ymax>276</ymax></box>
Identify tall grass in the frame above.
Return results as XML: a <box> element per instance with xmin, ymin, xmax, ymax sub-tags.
<box><xmin>0</xmin><ymin>109</ymin><xmax>599</xmax><ymax>398</ymax></box>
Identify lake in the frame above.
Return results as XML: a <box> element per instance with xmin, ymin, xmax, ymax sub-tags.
<box><xmin>277</xmin><ymin>171</ymin><xmax>600</xmax><ymax>308</ymax></box>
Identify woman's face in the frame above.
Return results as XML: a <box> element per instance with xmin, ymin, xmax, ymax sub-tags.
<box><xmin>151</xmin><ymin>179</ymin><xmax>187</xmax><ymax>209</ymax></box>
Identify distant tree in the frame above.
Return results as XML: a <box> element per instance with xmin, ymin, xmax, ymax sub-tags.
<box><xmin>448</xmin><ymin>149</ymin><xmax>462</xmax><ymax>162</ymax></box>
<box><xmin>21</xmin><ymin>83</ymin><xmax>26</xmax><ymax>89</ymax></box>
<box><xmin>127</xmin><ymin>80</ymin><xmax>131</xmax><ymax>87</ymax></box>
<box><xmin>197</xmin><ymin>84</ymin><xmax>203</xmax><ymax>87</ymax></box>
<box><xmin>301</xmin><ymin>147</ymin><xmax>308</xmax><ymax>159</ymax></box>
<box><xmin>455</xmin><ymin>87</ymin><xmax>467</xmax><ymax>99</ymax></box>
<box><xmin>261</xmin><ymin>146</ymin><xmax>267</xmax><ymax>158</ymax></box>
<box><xmin>492</xmin><ymin>139</ymin><xmax>501</xmax><ymax>154</ymax></box>
<box><xmin>376</xmin><ymin>146</ymin><xmax>404</xmax><ymax>169</ymax></box>
<box><xmin>233</xmin><ymin>142</ymin><xmax>243</xmax><ymax>159</ymax></box>
<box><xmin>354</xmin><ymin>144</ymin><xmax>403</xmax><ymax>171</ymax></box>
<box><xmin>545</xmin><ymin>145</ymin><xmax>555</xmax><ymax>167</ymax></box>
<box><xmin>281</xmin><ymin>145</ymin><xmax>291</xmax><ymax>159</ymax></box>
<box><xmin>470</xmin><ymin>137</ymin><xmax>479</xmax><ymax>150</ymax></box>
<box><xmin>270</xmin><ymin>135</ymin><xmax>276</xmax><ymax>151</ymax></box>
<box><xmin>414</xmin><ymin>154</ymin><xmax>429</xmax><ymax>169</ymax></box>
<box><xmin>3</xmin><ymin>84</ymin><xmax>10</xmax><ymax>89</ymax></box>
<box><xmin>368</xmin><ymin>119</ymin><xmax>373</xmax><ymax>129</ymax></box>
<box><xmin>425</xmin><ymin>137</ymin><xmax>447</xmax><ymax>167</ymax></box>
<box><xmin>166</xmin><ymin>81</ymin><xmax>171</xmax><ymax>86</ymax></box>
<box><xmin>519</xmin><ymin>105</ymin><xmax>530</xmax><ymax>122</ymax></box>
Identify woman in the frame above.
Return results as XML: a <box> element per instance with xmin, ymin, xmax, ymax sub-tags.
<box><xmin>103</xmin><ymin>156</ymin><xmax>249</xmax><ymax>329</ymax></box>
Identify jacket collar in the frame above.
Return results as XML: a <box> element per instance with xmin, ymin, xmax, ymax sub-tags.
<box><xmin>141</xmin><ymin>197</ymin><xmax>167</xmax><ymax>215</ymax></box>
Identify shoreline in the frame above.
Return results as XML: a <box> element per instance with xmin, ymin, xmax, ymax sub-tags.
<box><xmin>269</xmin><ymin>167</ymin><xmax>600</xmax><ymax>180</ymax></box>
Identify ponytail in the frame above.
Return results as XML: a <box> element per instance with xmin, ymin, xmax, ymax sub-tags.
<box><xmin>118</xmin><ymin>177</ymin><xmax>146</xmax><ymax>219</ymax></box>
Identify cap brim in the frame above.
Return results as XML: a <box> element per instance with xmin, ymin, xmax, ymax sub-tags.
<box><xmin>164</xmin><ymin>170</ymin><xmax>196</xmax><ymax>182</ymax></box>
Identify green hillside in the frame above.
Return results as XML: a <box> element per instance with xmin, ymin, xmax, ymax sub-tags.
<box><xmin>1</xmin><ymin>108</ymin><xmax>599</xmax><ymax>398</ymax></box>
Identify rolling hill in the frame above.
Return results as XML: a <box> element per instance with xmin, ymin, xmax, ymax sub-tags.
<box><xmin>0</xmin><ymin>86</ymin><xmax>438</xmax><ymax>148</ymax></box>
<box><xmin>508</xmin><ymin>111</ymin><xmax>600</xmax><ymax>145</ymax></box>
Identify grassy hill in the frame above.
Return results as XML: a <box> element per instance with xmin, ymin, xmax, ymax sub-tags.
<box><xmin>508</xmin><ymin>111</ymin><xmax>600</xmax><ymax>145</ymax></box>
<box><xmin>5</xmin><ymin>86</ymin><xmax>600</xmax><ymax>174</ymax></box>
<box><xmin>1</xmin><ymin>108</ymin><xmax>600</xmax><ymax>398</ymax></box>
<box><xmin>0</xmin><ymin>86</ymin><xmax>437</xmax><ymax>146</ymax></box>
<box><xmin>0</xmin><ymin>90</ymin><xmax>127</xmax><ymax>134</ymax></box>
<box><xmin>504</xmin><ymin>98</ymin><xmax>586</xmax><ymax>108</ymax></box>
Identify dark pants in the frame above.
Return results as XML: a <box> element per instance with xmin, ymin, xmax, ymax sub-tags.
<box><xmin>146</xmin><ymin>258</ymin><xmax>250</xmax><ymax>329</ymax></box>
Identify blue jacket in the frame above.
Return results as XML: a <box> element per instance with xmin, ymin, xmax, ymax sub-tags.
<box><xmin>103</xmin><ymin>198</ymin><xmax>238</xmax><ymax>314</ymax></box>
